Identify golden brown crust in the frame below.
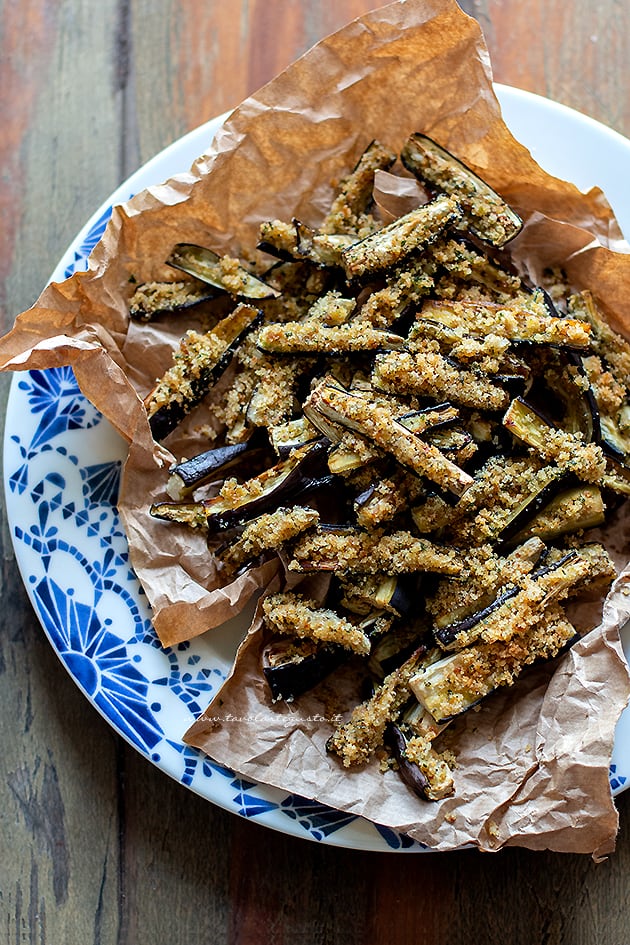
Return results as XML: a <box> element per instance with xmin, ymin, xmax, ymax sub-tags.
<box><xmin>262</xmin><ymin>593</ymin><xmax>371</xmax><ymax>655</ymax></box>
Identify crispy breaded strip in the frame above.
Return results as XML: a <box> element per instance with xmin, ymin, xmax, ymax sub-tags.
<box><xmin>430</xmin><ymin>239</ymin><xmax>523</xmax><ymax>299</ymax></box>
<box><xmin>408</xmin><ymin>320</ymin><xmax>511</xmax><ymax>369</ymax></box>
<box><xmin>401</xmin><ymin>133</ymin><xmax>522</xmax><ymax>247</ymax></box>
<box><xmin>289</xmin><ymin>527</ymin><xmax>461</xmax><ymax>576</ymax></box>
<box><xmin>438</xmin><ymin>546</ymin><xmax>614</xmax><ymax>651</ymax></box>
<box><xmin>373</xmin><ymin>347</ymin><xmax>509</xmax><ymax>411</ymax></box>
<box><xmin>427</xmin><ymin>538</ymin><xmax>546</xmax><ymax>631</ymax></box>
<box><xmin>258</xmin><ymin>322</ymin><xmax>405</xmax><ymax>355</ymax></box>
<box><xmin>306</xmin><ymin>381</ymin><xmax>473</xmax><ymax>496</ymax></box>
<box><xmin>503</xmin><ymin>398</ymin><xmax>606</xmax><ymax>483</ymax></box>
<box><xmin>129</xmin><ymin>280</ymin><xmax>211</xmax><ymax>318</ymax></box>
<box><xmin>417</xmin><ymin>298</ymin><xmax>592</xmax><ymax>347</ymax></box>
<box><xmin>247</xmin><ymin>357</ymin><xmax>303</xmax><ymax>428</ymax></box>
<box><xmin>327</xmin><ymin>649</ymin><xmax>424</xmax><ymax>766</ymax></box>
<box><xmin>262</xmin><ymin>593</ymin><xmax>370</xmax><ymax>655</ymax></box>
<box><xmin>342</xmin><ymin>195</ymin><xmax>462</xmax><ymax>279</ymax></box>
<box><xmin>145</xmin><ymin>304</ymin><xmax>259</xmax><ymax>426</ymax></box>
<box><xmin>355</xmin><ymin>469</ymin><xmax>425</xmax><ymax>529</ymax></box>
<box><xmin>410</xmin><ymin>605</ymin><xmax>577</xmax><ymax>723</ymax></box>
<box><xmin>400</xmin><ymin>732</ymin><xmax>455</xmax><ymax>801</ymax></box>
<box><xmin>322</xmin><ymin>139</ymin><xmax>397</xmax><ymax>236</ymax></box>
<box><xmin>145</xmin><ymin>329</ymin><xmax>227</xmax><ymax>415</ymax></box>
<box><xmin>220</xmin><ymin>507</ymin><xmax>319</xmax><ymax>572</ymax></box>
<box><xmin>569</xmin><ymin>290</ymin><xmax>630</xmax><ymax>386</ymax></box>
<box><xmin>357</xmin><ymin>254</ymin><xmax>438</xmax><ymax>327</ymax></box>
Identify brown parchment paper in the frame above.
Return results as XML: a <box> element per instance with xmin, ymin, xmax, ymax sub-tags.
<box><xmin>2</xmin><ymin>0</ymin><xmax>630</xmax><ymax>852</ymax></box>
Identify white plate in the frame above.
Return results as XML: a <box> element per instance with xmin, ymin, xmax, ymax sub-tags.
<box><xmin>4</xmin><ymin>85</ymin><xmax>630</xmax><ymax>853</ymax></box>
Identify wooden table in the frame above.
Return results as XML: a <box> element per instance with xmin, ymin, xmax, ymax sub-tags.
<box><xmin>2</xmin><ymin>2</ymin><xmax>630</xmax><ymax>942</ymax></box>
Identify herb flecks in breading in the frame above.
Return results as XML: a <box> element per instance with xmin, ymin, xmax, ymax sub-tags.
<box><xmin>262</xmin><ymin>593</ymin><xmax>371</xmax><ymax>655</ymax></box>
<box><xmin>220</xmin><ymin>506</ymin><xmax>320</xmax><ymax>572</ymax></box>
<box><xmin>290</xmin><ymin>528</ymin><xmax>461</xmax><ymax>576</ymax></box>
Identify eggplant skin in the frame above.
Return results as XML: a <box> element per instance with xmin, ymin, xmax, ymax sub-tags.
<box><xmin>167</xmin><ymin>434</ymin><xmax>268</xmax><ymax>499</ymax></box>
<box><xmin>204</xmin><ymin>439</ymin><xmax>331</xmax><ymax>532</ymax></box>
<box><xmin>400</xmin><ymin>133</ymin><xmax>523</xmax><ymax>248</ymax></box>
<box><xmin>384</xmin><ymin>724</ymin><xmax>431</xmax><ymax>798</ymax></box>
<box><xmin>263</xmin><ymin>647</ymin><xmax>347</xmax><ymax>701</ymax></box>
<box><xmin>146</xmin><ymin>305</ymin><xmax>262</xmax><ymax>441</ymax></box>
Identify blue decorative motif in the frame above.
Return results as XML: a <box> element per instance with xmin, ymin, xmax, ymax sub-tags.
<box><xmin>10</xmin><ymin>368</ymin><xmax>101</xmax><ymax>496</ymax></box>
<box><xmin>374</xmin><ymin>824</ymin><xmax>424</xmax><ymax>850</ymax></box>
<box><xmin>232</xmin><ymin>778</ymin><xmax>280</xmax><ymax>818</ymax></box>
<box><xmin>82</xmin><ymin>462</ymin><xmax>121</xmax><ymax>506</ymax></box>
<box><xmin>20</xmin><ymin>367</ymin><xmax>101</xmax><ymax>447</ymax></box>
<box><xmin>280</xmin><ymin>795</ymin><xmax>359</xmax><ymax>840</ymax></box>
<box><xmin>610</xmin><ymin>764</ymin><xmax>627</xmax><ymax>792</ymax></box>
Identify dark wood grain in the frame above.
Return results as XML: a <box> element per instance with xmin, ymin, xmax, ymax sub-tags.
<box><xmin>2</xmin><ymin>2</ymin><xmax>630</xmax><ymax>943</ymax></box>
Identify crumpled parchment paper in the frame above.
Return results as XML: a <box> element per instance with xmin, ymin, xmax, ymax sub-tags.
<box><xmin>2</xmin><ymin>0</ymin><xmax>630</xmax><ymax>854</ymax></box>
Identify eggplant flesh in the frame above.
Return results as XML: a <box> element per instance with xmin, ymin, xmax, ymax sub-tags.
<box><xmin>270</xmin><ymin>417</ymin><xmax>321</xmax><ymax>457</ymax></box>
<box><xmin>495</xmin><ymin>468</ymin><xmax>568</xmax><ymax>546</ymax></box>
<box><xmin>258</xmin><ymin>218</ymin><xmax>356</xmax><ymax>268</ymax></box>
<box><xmin>343</xmin><ymin>574</ymin><xmax>420</xmax><ymax>621</ymax></box>
<box><xmin>322</xmin><ymin>138</ymin><xmax>397</xmax><ymax>230</ymax></box>
<box><xmin>600</xmin><ymin>414</ymin><xmax>630</xmax><ymax>465</ymax></box>
<box><xmin>508</xmin><ymin>485</ymin><xmax>605</xmax><ymax>545</ymax></box>
<box><xmin>602</xmin><ymin>457</ymin><xmax>630</xmax><ymax>495</ymax></box>
<box><xmin>502</xmin><ymin>397</ymin><xmax>557</xmax><ymax>452</ymax></box>
<box><xmin>526</xmin><ymin>349</ymin><xmax>600</xmax><ymax>444</ymax></box>
<box><xmin>167</xmin><ymin>243</ymin><xmax>280</xmax><ymax>300</ymax></box>
<box><xmin>397</xmin><ymin>403</ymin><xmax>459</xmax><ymax>434</ymax></box>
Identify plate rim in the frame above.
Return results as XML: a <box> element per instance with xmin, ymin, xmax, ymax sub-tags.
<box><xmin>5</xmin><ymin>83</ymin><xmax>630</xmax><ymax>851</ymax></box>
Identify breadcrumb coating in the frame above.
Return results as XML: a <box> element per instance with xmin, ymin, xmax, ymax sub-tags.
<box><xmin>258</xmin><ymin>321</ymin><xmax>404</xmax><ymax>354</ymax></box>
<box><xmin>145</xmin><ymin>329</ymin><xmax>227</xmax><ymax>414</ymax></box>
<box><xmin>417</xmin><ymin>298</ymin><xmax>591</xmax><ymax>347</ymax></box>
<box><xmin>290</xmin><ymin>528</ymin><xmax>461</xmax><ymax>576</ymax></box>
<box><xmin>221</xmin><ymin>506</ymin><xmax>319</xmax><ymax>571</ymax></box>
<box><xmin>129</xmin><ymin>280</ymin><xmax>210</xmax><ymax>317</ymax></box>
<box><xmin>262</xmin><ymin>593</ymin><xmax>371</xmax><ymax>655</ymax></box>
<box><xmin>322</xmin><ymin>139</ymin><xmax>397</xmax><ymax>236</ymax></box>
<box><xmin>342</xmin><ymin>195</ymin><xmax>462</xmax><ymax>279</ymax></box>
<box><xmin>410</xmin><ymin>605</ymin><xmax>577</xmax><ymax>721</ymax></box>
<box><xmin>373</xmin><ymin>347</ymin><xmax>510</xmax><ymax>411</ymax></box>
<box><xmin>327</xmin><ymin>651</ymin><xmax>422</xmax><ymax>766</ymax></box>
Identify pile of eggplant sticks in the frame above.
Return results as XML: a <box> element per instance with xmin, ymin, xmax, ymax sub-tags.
<box><xmin>133</xmin><ymin>133</ymin><xmax>630</xmax><ymax>801</ymax></box>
